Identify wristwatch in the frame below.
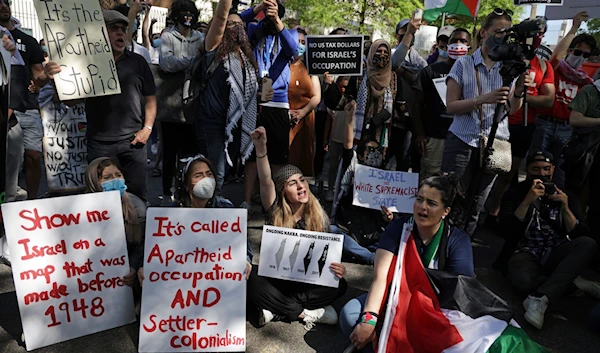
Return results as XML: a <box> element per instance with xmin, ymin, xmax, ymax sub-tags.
<box><xmin>144</xmin><ymin>125</ymin><xmax>153</xmax><ymax>131</ymax></box>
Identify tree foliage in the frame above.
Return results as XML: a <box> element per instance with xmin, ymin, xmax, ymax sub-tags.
<box><xmin>580</xmin><ymin>18</ymin><xmax>600</xmax><ymax>50</ymax></box>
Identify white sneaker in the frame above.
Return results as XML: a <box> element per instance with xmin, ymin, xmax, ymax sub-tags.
<box><xmin>574</xmin><ymin>276</ymin><xmax>600</xmax><ymax>300</ymax></box>
<box><xmin>259</xmin><ymin>309</ymin><xmax>274</xmax><ymax>326</ymax></box>
<box><xmin>302</xmin><ymin>305</ymin><xmax>338</xmax><ymax>330</ymax></box>
<box><xmin>523</xmin><ymin>295</ymin><xmax>549</xmax><ymax>329</ymax></box>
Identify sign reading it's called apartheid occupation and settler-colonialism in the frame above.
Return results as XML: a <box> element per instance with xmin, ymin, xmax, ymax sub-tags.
<box><xmin>306</xmin><ymin>35</ymin><xmax>364</xmax><ymax>76</ymax></box>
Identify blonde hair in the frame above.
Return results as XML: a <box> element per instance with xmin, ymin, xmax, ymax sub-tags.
<box><xmin>272</xmin><ymin>188</ymin><xmax>330</xmax><ymax>232</ymax></box>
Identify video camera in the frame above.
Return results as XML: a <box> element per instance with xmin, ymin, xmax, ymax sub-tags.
<box><xmin>488</xmin><ymin>18</ymin><xmax>547</xmax><ymax>63</ymax></box>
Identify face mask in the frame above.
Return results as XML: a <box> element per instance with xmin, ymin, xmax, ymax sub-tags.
<box><xmin>447</xmin><ymin>43</ymin><xmax>469</xmax><ymax>59</ymax></box>
<box><xmin>373</xmin><ymin>53</ymin><xmax>390</xmax><ymax>68</ymax></box>
<box><xmin>566</xmin><ymin>54</ymin><xmax>585</xmax><ymax>69</ymax></box>
<box><xmin>192</xmin><ymin>177</ymin><xmax>216</xmax><ymax>200</ymax></box>
<box><xmin>296</xmin><ymin>43</ymin><xmax>306</xmax><ymax>57</ymax></box>
<box><xmin>152</xmin><ymin>38</ymin><xmax>160</xmax><ymax>48</ymax></box>
<box><xmin>41</xmin><ymin>45</ymin><xmax>47</xmax><ymax>53</ymax></box>
<box><xmin>484</xmin><ymin>35</ymin><xmax>502</xmax><ymax>57</ymax></box>
<box><xmin>101</xmin><ymin>178</ymin><xmax>127</xmax><ymax>197</ymax></box>
<box><xmin>178</xmin><ymin>13</ymin><xmax>193</xmax><ymax>28</ymax></box>
<box><xmin>364</xmin><ymin>149</ymin><xmax>383</xmax><ymax>167</ymax></box>
<box><xmin>438</xmin><ymin>48</ymin><xmax>449</xmax><ymax>58</ymax></box>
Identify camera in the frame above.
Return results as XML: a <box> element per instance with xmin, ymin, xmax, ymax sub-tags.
<box><xmin>542</xmin><ymin>181</ymin><xmax>556</xmax><ymax>196</ymax></box>
<box><xmin>488</xmin><ymin>18</ymin><xmax>547</xmax><ymax>63</ymax></box>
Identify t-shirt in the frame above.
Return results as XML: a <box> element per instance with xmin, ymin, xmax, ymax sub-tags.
<box><xmin>197</xmin><ymin>50</ymin><xmax>229</xmax><ymax>124</ymax></box>
<box><xmin>413</xmin><ymin>61</ymin><xmax>453</xmax><ymax>139</ymax></box>
<box><xmin>9</xmin><ymin>28</ymin><xmax>45</xmax><ymax>112</ymax></box>
<box><xmin>538</xmin><ymin>59</ymin><xmax>590</xmax><ymax>121</ymax></box>
<box><xmin>85</xmin><ymin>51</ymin><xmax>156</xmax><ymax>141</ymax></box>
<box><xmin>569</xmin><ymin>84</ymin><xmax>600</xmax><ymax>135</ymax></box>
<box><xmin>329</xmin><ymin>110</ymin><xmax>346</xmax><ymax>144</ymax></box>
<box><xmin>508</xmin><ymin>56</ymin><xmax>555</xmax><ymax>125</ymax></box>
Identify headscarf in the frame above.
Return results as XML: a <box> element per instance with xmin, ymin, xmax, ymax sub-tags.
<box><xmin>274</xmin><ymin>164</ymin><xmax>303</xmax><ymax>195</ymax></box>
<box><xmin>367</xmin><ymin>39</ymin><xmax>392</xmax><ymax>98</ymax></box>
<box><xmin>85</xmin><ymin>157</ymin><xmax>142</xmax><ymax>244</ymax></box>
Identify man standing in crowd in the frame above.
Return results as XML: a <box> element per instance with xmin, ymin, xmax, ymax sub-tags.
<box><xmin>114</xmin><ymin>1</ymin><xmax>152</xmax><ymax>63</ymax></box>
<box><xmin>530</xmin><ymin>11</ymin><xmax>595</xmax><ymax>188</ymax></box>
<box><xmin>412</xmin><ymin>28</ymin><xmax>471</xmax><ymax>180</ymax></box>
<box><xmin>45</xmin><ymin>10</ymin><xmax>157</xmax><ymax>200</ymax></box>
<box><xmin>1</xmin><ymin>0</ymin><xmax>46</xmax><ymax>200</ymax></box>
<box><xmin>500</xmin><ymin>151</ymin><xmax>600</xmax><ymax>330</ymax></box>
<box><xmin>426</xmin><ymin>25</ymin><xmax>454</xmax><ymax>65</ymax></box>
<box><xmin>240</xmin><ymin>0</ymin><xmax>297</xmax><ymax>208</ymax></box>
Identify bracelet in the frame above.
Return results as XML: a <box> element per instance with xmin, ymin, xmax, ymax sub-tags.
<box><xmin>257</xmin><ymin>152</ymin><xmax>267</xmax><ymax>159</ymax></box>
<box><xmin>359</xmin><ymin>311</ymin><xmax>378</xmax><ymax>327</ymax></box>
<box><xmin>144</xmin><ymin>125</ymin><xmax>153</xmax><ymax>131</ymax></box>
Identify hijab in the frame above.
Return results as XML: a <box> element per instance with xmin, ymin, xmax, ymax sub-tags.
<box><xmin>367</xmin><ymin>39</ymin><xmax>392</xmax><ymax>98</ymax></box>
<box><xmin>85</xmin><ymin>157</ymin><xmax>142</xmax><ymax>244</ymax></box>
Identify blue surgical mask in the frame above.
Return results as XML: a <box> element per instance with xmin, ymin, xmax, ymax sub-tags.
<box><xmin>101</xmin><ymin>178</ymin><xmax>128</xmax><ymax>197</ymax></box>
<box><xmin>153</xmin><ymin>38</ymin><xmax>161</xmax><ymax>48</ymax></box>
<box><xmin>296</xmin><ymin>43</ymin><xmax>306</xmax><ymax>57</ymax></box>
<box><xmin>41</xmin><ymin>45</ymin><xmax>47</xmax><ymax>53</ymax></box>
<box><xmin>438</xmin><ymin>48</ymin><xmax>449</xmax><ymax>58</ymax></box>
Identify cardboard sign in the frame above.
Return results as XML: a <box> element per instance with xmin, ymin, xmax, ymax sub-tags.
<box><xmin>41</xmin><ymin>98</ymin><xmax>88</xmax><ymax>192</ymax></box>
<box><xmin>258</xmin><ymin>225</ymin><xmax>343</xmax><ymax>288</ymax></box>
<box><xmin>33</xmin><ymin>0</ymin><xmax>121</xmax><ymax>100</ymax></box>
<box><xmin>545</xmin><ymin>0</ymin><xmax>600</xmax><ymax>20</ymax></box>
<box><xmin>306</xmin><ymin>35</ymin><xmax>364</xmax><ymax>76</ymax></box>
<box><xmin>353</xmin><ymin>164</ymin><xmax>419</xmax><ymax>213</ymax></box>
<box><xmin>1</xmin><ymin>192</ymin><xmax>135</xmax><ymax>350</ymax></box>
<box><xmin>514</xmin><ymin>0</ymin><xmax>562</xmax><ymax>5</ymax></box>
<box><xmin>139</xmin><ymin>208</ymin><xmax>247</xmax><ymax>352</ymax></box>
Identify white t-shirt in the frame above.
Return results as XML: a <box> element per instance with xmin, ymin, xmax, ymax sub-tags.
<box><xmin>127</xmin><ymin>42</ymin><xmax>151</xmax><ymax>63</ymax></box>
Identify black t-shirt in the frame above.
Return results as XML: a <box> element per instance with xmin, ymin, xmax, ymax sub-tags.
<box><xmin>197</xmin><ymin>50</ymin><xmax>229</xmax><ymax>125</ymax></box>
<box><xmin>10</xmin><ymin>29</ymin><xmax>44</xmax><ymax>112</ymax></box>
<box><xmin>85</xmin><ymin>51</ymin><xmax>156</xmax><ymax>141</ymax></box>
<box><xmin>414</xmin><ymin>61</ymin><xmax>453</xmax><ymax>139</ymax></box>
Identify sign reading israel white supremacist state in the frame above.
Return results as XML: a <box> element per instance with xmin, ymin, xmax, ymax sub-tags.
<box><xmin>353</xmin><ymin>164</ymin><xmax>419</xmax><ymax>213</ymax></box>
<box><xmin>139</xmin><ymin>208</ymin><xmax>247</xmax><ymax>352</ymax></box>
<box><xmin>306</xmin><ymin>35</ymin><xmax>364</xmax><ymax>76</ymax></box>
<box><xmin>258</xmin><ymin>225</ymin><xmax>343</xmax><ymax>288</ymax></box>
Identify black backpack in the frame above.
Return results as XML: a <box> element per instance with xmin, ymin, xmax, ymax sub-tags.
<box><xmin>182</xmin><ymin>52</ymin><xmax>219</xmax><ymax>122</ymax></box>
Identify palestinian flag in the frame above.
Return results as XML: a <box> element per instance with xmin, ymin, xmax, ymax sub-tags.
<box><xmin>377</xmin><ymin>222</ymin><xmax>549</xmax><ymax>353</ymax></box>
<box><xmin>423</xmin><ymin>0</ymin><xmax>481</xmax><ymax>22</ymax></box>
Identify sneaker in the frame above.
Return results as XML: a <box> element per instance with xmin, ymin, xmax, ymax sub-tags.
<box><xmin>302</xmin><ymin>305</ymin><xmax>338</xmax><ymax>330</ymax></box>
<box><xmin>574</xmin><ymin>276</ymin><xmax>600</xmax><ymax>300</ymax></box>
<box><xmin>523</xmin><ymin>295</ymin><xmax>549</xmax><ymax>329</ymax></box>
<box><xmin>258</xmin><ymin>309</ymin><xmax>284</xmax><ymax>326</ymax></box>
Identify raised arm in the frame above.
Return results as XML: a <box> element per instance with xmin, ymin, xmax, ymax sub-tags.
<box><xmin>550</xmin><ymin>11</ymin><xmax>588</xmax><ymax>70</ymax></box>
<box><xmin>205</xmin><ymin>0</ymin><xmax>232</xmax><ymax>52</ymax></box>
<box><xmin>127</xmin><ymin>0</ymin><xmax>142</xmax><ymax>46</ymax></box>
<box><xmin>141</xmin><ymin>3</ymin><xmax>151</xmax><ymax>50</ymax></box>
<box><xmin>251</xmin><ymin>127</ymin><xmax>277</xmax><ymax>210</ymax></box>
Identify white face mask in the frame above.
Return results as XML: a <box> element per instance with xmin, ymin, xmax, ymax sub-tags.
<box><xmin>566</xmin><ymin>54</ymin><xmax>585</xmax><ymax>69</ymax></box>
<box><xmin>192</xmin><ymin>177</ymin><xmax>216</xmax><ymax>200</ymax></box>
<box><xmin>447</xmin><ymin>43</ymin><xmax>469</xmax><ymax>60</ymax></box>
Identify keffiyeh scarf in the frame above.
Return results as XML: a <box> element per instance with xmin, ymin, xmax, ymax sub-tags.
<box><xmin>354</xmin><ymin>74</ymin><xmax>394</xmax><ymax>146</ymax></box>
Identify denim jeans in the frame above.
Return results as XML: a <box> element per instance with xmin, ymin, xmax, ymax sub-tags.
<box><xmin>330</xmin><ymin>225</ymin><xmax>376</xmax><ymax>265</ymax></box>
<box><xmin>196</xmin><ymin>120</ymin><xmax>228</xmax><ymax>194</ymax></box>
<box><xmin>528</xmin><ymin>118</ymin><xmax>572</xmax><ymax>189</ymax></box>
<box><xmin>339</xmin><ymin>293</ymin><xmax>375</xmax><ymax>353</ymax></box>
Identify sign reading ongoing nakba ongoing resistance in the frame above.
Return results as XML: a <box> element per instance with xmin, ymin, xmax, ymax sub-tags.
<box><xmin>33</xmin><ymin>0</ymin><xmax>121</xmax><ymax>100</ymax></box>
<box><xmin>1</xmin><ymin>192</ymin><xmax>135</xmax><ymax>350</ymax></box>
<box><xmin>306</xmin><ymin>35</ymin><xmax>364</xmax><ymax>76</ymax></box>
<box><xmin>139</xmin><ymin>208</ymin><xmax>247</xmax><ymax>352</ymax></box>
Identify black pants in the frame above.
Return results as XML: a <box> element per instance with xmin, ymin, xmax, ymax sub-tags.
<box><xmin>314</xmin><ymin>111</ymin><xmax>328</xmax><ymax>177</ymax></box>
<box><xmin>508</xmin><ymin>237</ymin><xmax>597</xmax><ymax>304</ymax></box>
<box><xmin>87</xmin><ymin>138</ymin><xmax>147</xmax><ymax>200</ymax></box>
<box><xmin>161</xmin><ymin>122</ymin><xmax>199</xmax><ymax>195</ymax></box>
<box><xmin>586</xmin><ymin>152</ymin><xmax>600</xmax><ymax>246</ymax></box>
<box><xmin>247</xmin><ymin>266</ymin><xmax>347</xmax><ymax>321</ymax></box>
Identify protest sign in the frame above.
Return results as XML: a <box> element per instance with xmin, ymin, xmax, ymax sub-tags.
<box><xmin>513</xmin><ymin>0</ymin><xmax>562</xmax><ymax>5</ymax></box>
<box><xmin>1</xmin><ymin>192</ymin><xmax>135</xmax><ymax>350</ymax></box>
<box><xmin>413</xmin><ymin>25</ymin><xmax>438</xmax><ymax>52</ymax></box>
<box><xmin>33</xmin><ymin>0</ymin><xmax>121</xmax><ymax>100</ymax></box>
<box><xmin>41</xmin><ymin>101</ymin><xmax>88</xmax><ymax>192</ymax></box>
<box><xmin>353</xmin><ymin>164</ymin><xmax>419</xmax><ymax>213</ymax></box>
<box><xmin>433</xmin><ymin>77</ymin><xmax>447</xmax><ymax>107</ymax></box>
<box><xmin>139</xmin><ymin>208</ymin><xmax>247</xmax><ymax>352</ymax></box>
<box><xmin>545</xmin><ymin>0</ymin><xmax>600</xmax><ymax>20</ymax></box>
<box><xmin>258</xmin><ymin>225</ymin><xmax>343</xmax><ymax>288</ymax></box>
<box><xmin>535</xmin><ymin>44</ymin><xmax>553</xmax><ymax>62</ymax></box>
<box><xmin>306</xmin><ymin>35</ymin><xmax>363</xmax><ymax>76</ymax></box>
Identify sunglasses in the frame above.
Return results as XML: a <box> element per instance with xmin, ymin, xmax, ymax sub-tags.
<box><xmin>572</xmin><ymin>49</ymin><xmax>592</xmax><ymax>58</ymax></box>
<box><xmin>493</xmin><ymin>8</ymin><xmax>513</xmax><ymax>20</ymax></box>
<box><xmin>365</xmin><ymin>146</ymin><xmax>382</xmax><ymax>152</ymax></box>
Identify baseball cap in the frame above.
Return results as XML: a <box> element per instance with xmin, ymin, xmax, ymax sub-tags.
<box><xmin>103</xmin><ymin>10</ymin><xmax>129</xmax><ymax>27</ymax></box>
<box><xmin>438</xmin><ymin>25</ymin><xmax>455</xmax><ymax>40</ymax></box>
<box><xmin>527</xmin><ymin>151</ymin><xmax>555</xmax><ymax>166</ymax></box>
<box><xmin>396</xmin><ymin>18</ymin><xmax>410</xmax><ymax>34</ymax></box>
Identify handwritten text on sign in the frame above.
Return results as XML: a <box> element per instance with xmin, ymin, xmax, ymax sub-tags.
<box><xmin>306</xmin><ymin>35</ymin><xmax>364</xmax><ymax>76</ymax></box>
<box><xmin>353</xmin><ymin>164</ymin><xmax>419</xmax><ymax>213</ymax></box>
<box><xmin>1</xmin><ymin>192</ymin><xmax>135</xmax><ymax>350</ymax></box>
<box><xmin>33</xmin><ymin>0</ymin><xmax>121</xmax><ymax>100</ymax></box>
<box><xmin>258</xmin><ymin>225</ymin><xmax>343</xmax><ymax>288</ymax></box>
<box><xmin>139</xmin><ymin>208</ymin><xmax>247</xmax><ymax>352</ymax></box>
<box><xmin>41</xmin><ymin>99</ymin><xmax>88</xmax><ymax>192</ymax></box>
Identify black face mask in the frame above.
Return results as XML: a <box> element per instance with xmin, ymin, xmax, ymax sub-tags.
<box><xmin>178</xmin><ymin>13</ymin><xmax>194</xmax><ymax>28</ymax></box>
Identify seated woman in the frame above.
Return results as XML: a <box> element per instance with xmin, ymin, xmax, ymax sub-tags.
<box><xmin>339</xmin><ymin>173</ymin><xmax>473</xmax><ymax>352</ymax></box>
<box><xmin>247</xmin><ymin>127</ymin><xmax>347</xmax><ymax>330</ymax></box>
<box><xmin>85</xmin><ymin>157</ymin><xmax>146</xmax><ymax>295</ymax></box>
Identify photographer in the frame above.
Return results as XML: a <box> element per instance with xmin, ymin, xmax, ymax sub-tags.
<box><xmin>499</xmin><ymin>151</ymin><xmax>599</xmax><ymax>330</ymax></box>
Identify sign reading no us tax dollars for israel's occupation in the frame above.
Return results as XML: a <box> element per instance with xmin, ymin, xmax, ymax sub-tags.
<box><xmin>306</xmin><ymin>35</ymin><xmax>364</xmax><ymax>76</ymax></box>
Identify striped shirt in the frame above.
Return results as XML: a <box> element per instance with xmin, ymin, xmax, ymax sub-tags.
<box><xmin>446</xmin><ymin>48</ymin><xmax>510</xmax><ymax>148</ymax></box>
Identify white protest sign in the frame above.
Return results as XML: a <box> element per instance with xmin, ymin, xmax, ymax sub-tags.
<box><xmin>33</xmin><ymin>0</ymin><xmax>121</xmax><ymax>100</ymax></box>
<box><xmin>1</xmin><ymin>192</ymin><xmax>135</xmax><ymax>350</ymax></box>
<box><xmin>41</xmin><ymin>100</ymin><xmax>88</xmax><ymax>192</ymax></box>
<box><xmin>544</xmin><ymin>0</ymin><xmax>600</xmax><ymax>20</ymax></box>
<box><xmin>414</xmin><ymin>25</ymin><xmax>438</xmax><ymax>52</ymax></box>
<box><xmin>433</xmin><ymin>77</ymin><xmax>447</xmax><ymax>107</ymax></box>
<box><xmin>258</xmin><ymin>225</ymin><xmax>343</xmax><ymax>288</ymax></box>
<box><xmin>353</xmin><ymin>164</ymin><xmax>419</xmax><ymax>213</ymax></box>
<box><xmin>139</xmin><ymin>208</ymin><xmax>247</xmax><ymax>352</ymax></box>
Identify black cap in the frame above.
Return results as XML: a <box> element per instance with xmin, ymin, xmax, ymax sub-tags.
<box><xmin>527</xmin><ymin>151</ymin><xmax>554</xmax><ymax>166</ymax></box>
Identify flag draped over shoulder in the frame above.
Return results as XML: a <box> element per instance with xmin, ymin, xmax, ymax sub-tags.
<box><xmin>377</xmin><ymin>221</ymin><xmax>549</xmax><ymax>353</ymax></box>
<box><xmin>423</xmin><ymin>0</ymin><xmax>481</xmax><ymax>22</ymax></box>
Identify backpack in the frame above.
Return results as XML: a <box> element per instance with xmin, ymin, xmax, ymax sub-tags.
<box><xmin>182</xmin><ymin>52</ymin><xmax>220</xmax><ymax>122</ymax></box>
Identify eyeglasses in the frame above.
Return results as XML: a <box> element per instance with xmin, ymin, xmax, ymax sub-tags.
<box><xmin>493</xmin><ymin>8</ymin><xmax>513</xmax><ymax>20</ymax></box>
<box><xmin>572</xmin><ymin>49</ymin><xmax>592</xmax><ymax>58</ymax></box>
<box><xmin>108</xmin><ymin>25</ymin><xmax>128</xmax><ymax>34</ymax></box>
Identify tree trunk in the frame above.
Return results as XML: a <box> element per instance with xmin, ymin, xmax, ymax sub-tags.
<box><xmin>358</xmin><ymin>0</ymin><xmax>368</xmax><ymax>33</ymax></box>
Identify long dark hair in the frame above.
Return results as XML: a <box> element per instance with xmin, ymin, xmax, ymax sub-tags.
<box><xmin>419</xmin><ymin>172</ymin><xmax>467</xmax><ymax>226</ymax></box>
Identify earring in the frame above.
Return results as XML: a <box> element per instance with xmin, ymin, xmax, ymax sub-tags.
<box><xmin>442</xmin><ymin>216</ymin><xmax>446</xmax><ymax>219</ymax></box>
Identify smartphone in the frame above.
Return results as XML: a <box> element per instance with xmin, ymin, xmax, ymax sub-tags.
<box><xmin>261</xmin><ymin>77</ymin><xmax>273</xmax><ymax>102</ymax></box>
<box><xmin>413</xmin><ymin>9</ymin><xmax>423</xmax><ymax>22</ymax></box>
<box><xmin>543</xmin><ymin>182</ymin><xmax>556</xmax><ymax>195</ymax></box>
